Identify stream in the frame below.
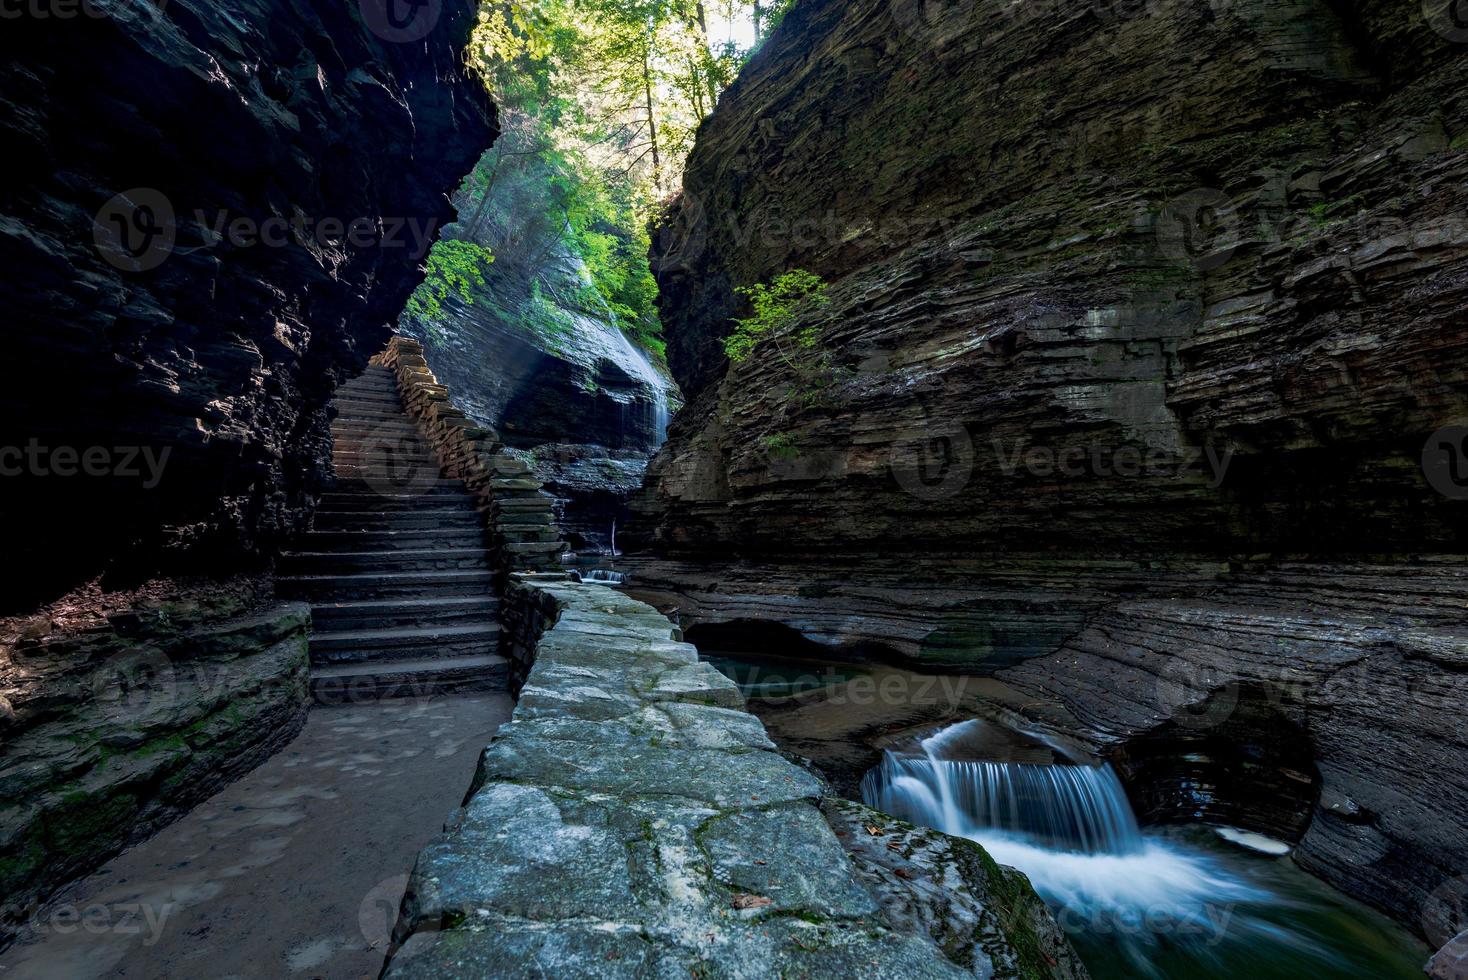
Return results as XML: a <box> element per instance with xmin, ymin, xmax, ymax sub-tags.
<box><xmin>703</xmin><ymin>651</ymin><xmax>1429</xmax><ymax>979</ymax></box>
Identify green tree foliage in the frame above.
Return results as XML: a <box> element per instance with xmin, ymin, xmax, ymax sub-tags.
<box><xmin>397</xmin><ymin>1</ymin><xmax>786</xmax><ymax>362</ymax></box>
<box><xmin>404</xmin><ymin>240</ymin><xmax>496</xmax><ymax>325</ymax></box>
<box><xmin>723</xmin><ymin>269</ymin><xmax>828</xmax><ymax>367</ymax></box>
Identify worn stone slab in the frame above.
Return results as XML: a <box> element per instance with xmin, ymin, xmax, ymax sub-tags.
<box><xmin>384</xmin><ymin>579</ymin><xmax>976</xmax><ymax>978</ymax></box>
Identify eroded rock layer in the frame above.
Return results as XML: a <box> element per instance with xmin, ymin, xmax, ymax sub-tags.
<box><xmin>639</xmin><ymin>0</ymin><xmax>1468</xmax><ymax>555</ymax></box>
<box><xmin>0</xmin><ymin>598</ymin><xmax>312</xmax><ymax>945</ymax></box>
<box><xmin>0</xmin><ymin>0</ymin><xmax>495</xmax><ymax>610</ymax></box>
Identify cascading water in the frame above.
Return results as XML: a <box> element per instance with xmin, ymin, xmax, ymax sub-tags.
<box><xmin>861</xmin><ymin>720</ymin><xmax>1141</xmax><ymax>854</ymax></box>
<box><xmin>861</xmin><ymin>719</ymin><xmax>1425</xmax><ymax>979</ymax></box>
<box><xmin>578</xmin><ymin>568</ymin><xmax>625</xmax><ymax>585</ymax></box>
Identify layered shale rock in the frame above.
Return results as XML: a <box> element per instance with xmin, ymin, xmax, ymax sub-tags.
<box><xmin>633</xmin><ymin>0</ymin><xmax>1468</xmax><ymax>943</ymax></box>
<box><xmin>639</xmin><ymin>0</ymin><xmax>1467</xmax><ymax>555</ymax></box>
<box><xmin>0</xmin><ymin>0</ymin><xmax>495</xmax><ymax>611</ymax></box>
<box><xmin>0</xmin><ymin>597</ymin><xmax>311</xmax><ymax>946</ymax></box>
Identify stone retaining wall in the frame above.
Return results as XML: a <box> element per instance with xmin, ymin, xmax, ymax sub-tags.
<box><xmin>0</xmin><ymin>602</ymin><xmax>311</xmax><ymax>947</ymax></box>
<box><xmin>374</xmin><ymin>337</ymin><xmax>564</xmax><ymax>581</ymax></box>
<box><xmin>383</xmin><ymin>575</ymin><xmax>1082</xmax><ymax>978</ymax></box>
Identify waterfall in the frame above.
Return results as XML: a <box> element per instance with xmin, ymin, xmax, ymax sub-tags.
<box><xmin>650</xmin><ymin>387</ymin><xmax>670</xmax><ymax>447</ymax></box>
<box><xmin>578</xmin><ymin>569</ymin><xmax>626</xmax><ymax>585</ymax></box>
<box><xmin>861</xmin><ymin>720</ymin><xmax>1143</xmax><ymax>855</ymax></box>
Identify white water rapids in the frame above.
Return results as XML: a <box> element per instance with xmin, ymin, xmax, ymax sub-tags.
<box><xmin>859</xmin><ymin>719</ymin><xmax>1423</xmax><ymax>978</ymax></box>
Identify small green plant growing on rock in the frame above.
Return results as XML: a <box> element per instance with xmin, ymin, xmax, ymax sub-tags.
<box><xmin>723</xmin><ymin>269</ymin><xmax>830</xmax><ymax>369</ymax></box>
<box><xmin>405</xmin><ymin>240</ymin><xmax>496</xmax><ymax>324</ymax></box>
<box><xmin>763</xmin><ymin>432</ymin><xmax>798</xmax><ymax>460</ymax></box>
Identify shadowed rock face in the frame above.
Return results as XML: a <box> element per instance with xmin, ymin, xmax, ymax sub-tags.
<box><xmin>0</xmin><ymin>0</ymin><xmax>495</xmax><ymax>611</ymax></box>
<box><xmin>631</xmin><ymin>0</ymin><xmax>1468</xmax><ymax>945</ymax></box>
<box><xmin>639</xmin><ymin>0</ymin><xmax>1468</xmax><ymax>556</ymax></box>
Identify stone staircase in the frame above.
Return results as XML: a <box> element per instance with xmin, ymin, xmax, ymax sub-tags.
<box><xmin>279</xmin><ymin>366</ymin><xmax>509</xmax><ymax>702</ymax></box>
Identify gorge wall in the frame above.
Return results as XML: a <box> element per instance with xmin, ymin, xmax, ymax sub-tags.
<box><xmin>0</xmin><ymin>0</ymin><xmax>495</xmax><ymax>611</ymax></box>
<box><xmin>640</xmin><ymin>0</ymin><xmax>1467</xmax><ymax>557</ymax></box>
<box><xmin>633</xmin><ymin>0</ymin><xmax>1468</xmax><ymax>948</ymax></box>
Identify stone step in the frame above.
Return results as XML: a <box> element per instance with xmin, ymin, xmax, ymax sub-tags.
<box><xmin>310</xmin><ymin>595</ymin><xmax>500</xmax><ymax>631</ymax></box>
<box><xmin>277</xmin><ymin>569</ymin><xmax>495</xmax><ymax>601</ymax></box>
<box><xmin>331</xmin><ymin>416</ymin><xmax>419</xmax><ymax>431</ymax></box>
<box><xmin>331</xmin><ymin>427</ymin><xmax>430</xmax><ymax>441</ymax></box>
<box><xmin>330</xmin><ymin>410</ymin><xmax>411</xmax><ymax>425</ymax></box>
<box><xmin>281</xmin><ymin>547</ymin><xmax>490</xmax><ymax>575</ymax></box>
<box><xmin>311</xmin><ymin>509</ymin><xmax>483</xmax><ymax>531</ymax></box>
<box><xmin>303</xmin><ymin>528</ymin><xmax>487</xmax><ymax>552</ymax></box>
<box><xmin>318</xmin><ymin>492</ymin><xmax>470</xmax><ymax>514</ymax></box>
<box><xmin>310</xmin><ymin>653</ymin><xmax>509</xmax><ymax>704</ymax></box>
<box><xmin>308</xmin><ymin>622</ymin><xmax>501</xmax><ymax>664</ymax></box>
<box><xmin>336</xmin><ymin>378</ymin><xmax>399</xmax><ymax>393</ymax></box>
<box><xmin>336</xmin><ymin>385</ymin><xmax>406</xmax><ymax>398</ymax></box>
<box><xmin>329</xmin><ymin>471</ymin><xmax>452</xmax><ymax>493</ymax></box>
<box><xmin>326</xmin><ymin>478</ymin><xmax>467</xmax><ymax>498</ymax></box>
<box><xmin>331</xmin><ymin>456</ymin><xmax>442</xmax><ymax>471</ymax></box>
<box><xmin>331</xmin><ymin>448</ymin><xmax>437</xmax><ymax>464</ymax></box>
<box><xmin>334</xmin><ymin>403</ymin><xmax>409</xmax><ymax>420</ymax></box>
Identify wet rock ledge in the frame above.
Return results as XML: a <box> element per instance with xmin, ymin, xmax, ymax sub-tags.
<box><xmin>384</xmin><ymin>575</ymin><xmax>1081</xmax><ymax>978</ymax></box>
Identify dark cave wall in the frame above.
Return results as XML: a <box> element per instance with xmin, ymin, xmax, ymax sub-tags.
<box><xmin>0</xmin><ymin>0</ymin><xmax>496</xmax><ymax>611</ymax></box>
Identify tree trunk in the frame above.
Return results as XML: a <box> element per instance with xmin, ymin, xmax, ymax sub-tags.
<box><xmin>642</xmin><ymin>39</ymin><xmax>662</xmax><ymax>189</ymax></box>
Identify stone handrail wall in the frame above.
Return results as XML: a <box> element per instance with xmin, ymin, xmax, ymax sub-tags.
<box><xmin>373</xmin><ymin>336</ymin><xmax>564</xmax><ymax>580</ymax></box>
<box><xmin>382</xmin><ymin>575</ymin><xmax>1079</xmax><ymax>978</ymax></box>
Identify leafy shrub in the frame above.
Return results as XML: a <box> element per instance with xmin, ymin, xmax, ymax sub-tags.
<box><xmin>405</xmin><ymin>240</ymin><xmax>496</xmax><ymax>323</ymax></box>
<box><xmin>723</xmin><ymin>269</ymin><xmax>829</xmax><ymax>366</ymax></box>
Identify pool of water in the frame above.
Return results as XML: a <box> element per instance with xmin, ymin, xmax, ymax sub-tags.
<box><xmin>700</xmin><ymin>653</ymin><xmax>1431</xmax><ymax>978</ymax></box>
<box><xmin>702</xmin><ymin>652</ymin><xmax>867</xmax><ymax>699</ymax></box>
